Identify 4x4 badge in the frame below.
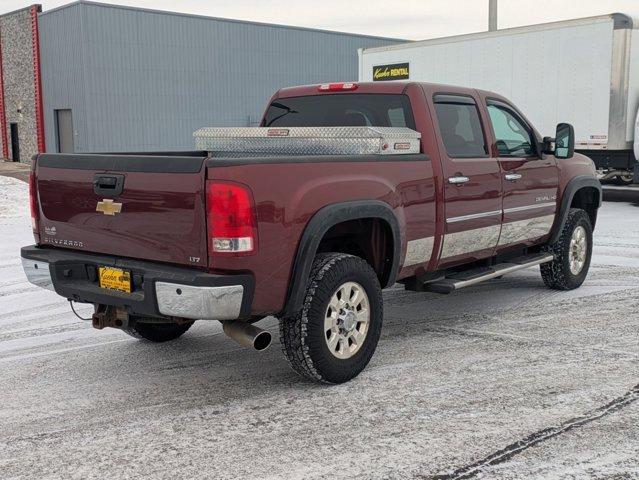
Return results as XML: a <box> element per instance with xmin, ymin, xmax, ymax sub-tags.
<box><xmin>96</xmin><ymin>199</ymin><xmax>122</xmax><ymax>216</ymax></box>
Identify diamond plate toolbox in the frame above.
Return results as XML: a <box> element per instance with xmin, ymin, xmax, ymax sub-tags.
<box><xmin>193</xmin><ymin>126</ymin><xmax>421</xmax><ymax>157</ymax></box>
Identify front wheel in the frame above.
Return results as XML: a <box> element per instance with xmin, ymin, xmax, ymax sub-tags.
<box><xmin>541</xmin><ymin>208</ymin><xmax>593</xmax><ymax>290</ymax></box>
<box><xmin>279</xmin><ymin>253</ymin><xmax>383</xmax><ymax>384</ymax></box>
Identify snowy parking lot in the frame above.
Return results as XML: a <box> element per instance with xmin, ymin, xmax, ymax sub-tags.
<box><xmin>1</xmin><ymin>175</ymin><xmax>638</xmax><ymax>479</ymax></box>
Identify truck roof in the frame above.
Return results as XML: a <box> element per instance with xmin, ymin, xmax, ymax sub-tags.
<box><xmin>270</xmin><ymin>81</ymin><xmax>536</xmax><ymax>141</ymax></box>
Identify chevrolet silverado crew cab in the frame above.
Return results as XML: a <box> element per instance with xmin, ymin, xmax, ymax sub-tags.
<box><xmin>21</xmin><ymin>82</ymin><xmax>601</xmax><ymax>384</ymax></box>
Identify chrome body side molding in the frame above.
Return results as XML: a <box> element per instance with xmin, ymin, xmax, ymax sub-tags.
<box><xmin>498</xmin><ymin>214</ymin><xmax>555</xmax><ymax>246</ymax></box>
<box><xmin>502</xmin><ymin>202</ymin><xmax>557</xmax><ymax>214</ymax></box>
<box><xmin>441</xmin><ymin>211</ymin><xmax>556</xmax><ymax>259</ymax></box>
<box><xmin>446</xmin><ymin>210</ymin><xmax>502</xmax><ymax>223</ymax></box>
<box><xmin>403</xmin><ymin>236</ymin><xmax>434</xmax><ymax>267</ymax></box>
<box><xmin>441</xmin><ymin>224</ymin><xmax>501</xmax><ymax>258</ymax></box>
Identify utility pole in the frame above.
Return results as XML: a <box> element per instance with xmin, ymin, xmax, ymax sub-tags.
<box><xmin>489</xmin><ymin>0</ymin><xmax>497</xmax><ymax>31</ymax></box>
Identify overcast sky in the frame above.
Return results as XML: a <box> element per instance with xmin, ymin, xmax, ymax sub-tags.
<box><xmin>1</xmin><ymin>0</ymin><xmax>638</xmax><ymax>40</ymax></box>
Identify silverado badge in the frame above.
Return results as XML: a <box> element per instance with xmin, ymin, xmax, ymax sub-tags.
<box><xmin>96</xmin><ymin>199</ymin><xmax>122</xmax><ymax>216</ymax></box>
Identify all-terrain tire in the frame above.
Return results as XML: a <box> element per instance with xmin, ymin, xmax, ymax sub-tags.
<box><xmin>279</xmin><ymin>253</ymin><xmax>383</xmax><ymax>384</ymax></box>
<box><xmin>123</xmin><ymin>317</ymin><xmax>194</xmax><ymax>342</ymax></box>
<box><xmin>540</xmin><ymin>208</ymin><xmax>593</xmax><ymax>290</ymax></box>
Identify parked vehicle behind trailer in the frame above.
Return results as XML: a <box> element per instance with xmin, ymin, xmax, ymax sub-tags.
<box><xmin>22</xmin><ymin>81</ymin><xmax>601</xmax><ymax>383</ymax></box>
<box><xmin>359</xmin><ymin>13</ymin><xmax>639</xmax><ymax>184</ymax></box>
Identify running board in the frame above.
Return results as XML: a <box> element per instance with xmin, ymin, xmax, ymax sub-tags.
<box><xmin>422</xmin><ymin>253</ymin><xmax>554</xmax><ymax>294</ymax></box>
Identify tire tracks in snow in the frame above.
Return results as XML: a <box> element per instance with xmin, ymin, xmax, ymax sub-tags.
<box><xmin>430</xmin><ymin>383</ymin><xmax>639</xmax><ymax>479</ymax></box>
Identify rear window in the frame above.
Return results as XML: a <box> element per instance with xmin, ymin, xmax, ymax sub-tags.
<box><xmin>433</xmin><ymin>94</ymin><xmax>487</xmax><ymax>157</ymax></box>
<box><xmin>262</xmin><ymin>94</ymin><xmax>416</xmax><ymax>129</ymax></box>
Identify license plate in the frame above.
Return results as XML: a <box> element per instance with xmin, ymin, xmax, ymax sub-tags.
<box><xmin>98</xmin><ymin>266</ymin><xmax>131</xmax><ymax>293</ymax></box>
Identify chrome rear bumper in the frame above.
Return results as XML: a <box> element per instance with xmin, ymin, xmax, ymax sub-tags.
<box><xmin>155</xmin><ymin>282</ymin><xmax>243</xmax><ymax>320</ymax></box>
<box><xmin>21</xmin><ymin>258</ymin><xmax>55</xmax><ymax>291</ymax></box>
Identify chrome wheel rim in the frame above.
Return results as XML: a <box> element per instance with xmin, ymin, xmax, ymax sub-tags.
<box><xmin>324</xmin><ymin>282</ymin><xmax>370</xmax><ymax>359</ymax></box>
<box><xmin>569</xmin><ymin>226</ymin><xmax>587</xmax><ymax>275</ymax></box>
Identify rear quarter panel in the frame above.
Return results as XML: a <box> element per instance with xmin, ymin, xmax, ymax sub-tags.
<box><xmin>207</xmin><ymin>159</ymin><xmax>435</xmax><ymax>315</ymax></box>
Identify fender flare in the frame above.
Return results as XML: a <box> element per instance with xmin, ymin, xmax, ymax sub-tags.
<box><xmin>282</xmin><ymin>200</ymin><xmax>401</xmax><ymax>317</ymax></box>
<box><xmin>549</xmin><ymin>175</ymin><xmax>602</xmax><ymax>244</ymax></box>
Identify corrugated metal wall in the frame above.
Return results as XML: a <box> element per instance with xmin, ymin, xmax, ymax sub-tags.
<box><xmin>39</xmin><ymin>3</ymin><xmax>88</xmax><ymax>153</ymax></box>
<box><xmin>39</xmin><ymin>2</ymin><xmax>403</xmax><ymax>153</ymax></box>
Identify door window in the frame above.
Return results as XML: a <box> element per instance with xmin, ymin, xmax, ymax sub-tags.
<box><xmin>433</xmin><ymin>95</ymin><xmax>487</xmax><ymax>157</ymax></box>
<box><xmin>487</xmin><ymin>104</ymin><xmax>535</xmax><ymax>157</ymax></box>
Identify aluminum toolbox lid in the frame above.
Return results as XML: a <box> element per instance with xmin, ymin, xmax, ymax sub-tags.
<box><xmin>193</xmin><ymin>126</ymin><xmax>421</xmax><ymax>157</ymax></box>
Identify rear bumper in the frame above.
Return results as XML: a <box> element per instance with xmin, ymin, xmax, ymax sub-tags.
<box><xmin>20</xmin><ymin>245</ymin><xmax>253</xmax><ymax>320</ymax></box>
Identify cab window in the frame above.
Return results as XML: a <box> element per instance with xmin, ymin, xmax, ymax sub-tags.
<box><xmin>433</xmin><ymin>94</ymin><xmax>487</xmax><ymax>157</ymax></box>
<box><xmin>262</xmin><ymin>94</ymin><xmax>415</xmax><ymax>129</ymax></box>
<box><xmin>487</xmin><ymin>103</ymin><xmax>535</xmax><ymax>157</ymax></box>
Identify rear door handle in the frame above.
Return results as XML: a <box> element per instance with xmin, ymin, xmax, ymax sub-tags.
<box><xmin>504</xmin><ymin>173</ymin><xmax>522</xmax><ymax>182</ymax></box>
<box><xmin>448</xmin><ymin>176</ymin><xmax>470</xmax><ymax>185</ymax></box>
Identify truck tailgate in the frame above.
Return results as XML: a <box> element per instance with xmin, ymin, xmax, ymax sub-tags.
<box><xmin>35</xmin><ymin>153</ymin><xmax>208</xmax><ymax>268</ymax></box>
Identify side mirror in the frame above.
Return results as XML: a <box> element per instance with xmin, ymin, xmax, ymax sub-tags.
<box><xmin>554</xmin><ymin>123</ymin><xmax>575</xmax><ymax>159</ymax></box>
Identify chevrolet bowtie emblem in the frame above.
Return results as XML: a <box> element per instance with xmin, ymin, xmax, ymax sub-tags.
<box><xmin>96</xmin><ymin>199</ymin><xmax>122</xmax><ymax>216</ymax></box>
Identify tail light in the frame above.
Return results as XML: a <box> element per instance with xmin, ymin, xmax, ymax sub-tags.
<box><xmin>206</xmin><ymin>181</ymin><xmax>257</xmax><ymax>254</ymax></box>
<box><xmin>28</xmin><ymin>171</ymin><xmax>40</xmax><ymax>242</ymax></box>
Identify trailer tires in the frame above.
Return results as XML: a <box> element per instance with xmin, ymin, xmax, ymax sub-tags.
<box><xmin>279</xmin><ymin>253</ymin><xmax>383</xmax><ymax>384</ymax></box>
<box><xmin>541</xmin><ymin>208</ymin><xmax>593</xmax><ymax>290</ymax></box>
<box><xmin>123</xmin><ymin>317</ymin><xmax>194</xmax><ymax>342</ymax></box>
<box><xmin>614</xmin><ymin>174</ymin><xmax>634</xmax><ymax>186</ymax></box>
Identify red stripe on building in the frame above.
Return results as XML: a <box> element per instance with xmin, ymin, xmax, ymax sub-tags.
<box><xmin>30</xmin><ymin>5</ymin><xmax>45</xmax><ymax>154</ymax></box>
<box><xmin>0</xmin><ymin>24</ymin><xmax>8</xmax><ymax>159</ymax></box>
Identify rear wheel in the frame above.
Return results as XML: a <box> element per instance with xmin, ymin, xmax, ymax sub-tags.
<box><xmin>123</xmin><ymin>317</ymin><xmax>194</xmax><ymax>342</ymax></box>
<box><xmin>279</xmin><ymin>253</ymin><xmax>383</xmax><ymax>384</ymax></box>
<box><xmin>541</xmin><ymin>208</ymin><xmax>593</xmax><ymax>290</ymax></box>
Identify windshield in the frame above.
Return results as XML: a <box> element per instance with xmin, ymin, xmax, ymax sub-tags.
<box><xmin>262</xmin><ymin>94</ymin><xmax>416</xmax><ymax>129</ymax></box>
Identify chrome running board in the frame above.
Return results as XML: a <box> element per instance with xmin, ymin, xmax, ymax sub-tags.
<box><xmin>423</xmin><ymin>253</ymin><xmax>554</xmax><ymax>294</ymax></box>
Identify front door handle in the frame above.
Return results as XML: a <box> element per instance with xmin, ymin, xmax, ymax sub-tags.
<box><xmin>448</xmin><ymin>176</ymin><xmax>470</xmax><ymax>185</ymax></box>
<box><xmin>504</xmin><ymin>173</ymin><xmax>522</xmax><ymax>182</ymax></box>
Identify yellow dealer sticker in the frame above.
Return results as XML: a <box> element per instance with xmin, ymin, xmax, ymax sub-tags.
<box><xmin>99</xmin><ymin>266</ymin><xmax>131</xmax><ymax>293</ymax></box>
<box><xmin>373</xmin><ymin>63</ymin><xmax>409</xmax><ymax>81</ymax></box>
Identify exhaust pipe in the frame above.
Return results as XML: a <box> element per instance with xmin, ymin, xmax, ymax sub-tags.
<box><xmin>222</xmin><ymin>320</ymin><xmax>272</xmax><ymax>351</ymax></box>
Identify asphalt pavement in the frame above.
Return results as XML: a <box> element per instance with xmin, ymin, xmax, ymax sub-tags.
<box><xmin>1</xmin><ymin>176</ymin><xmax>637</xmax><ymax>479</ymax></box>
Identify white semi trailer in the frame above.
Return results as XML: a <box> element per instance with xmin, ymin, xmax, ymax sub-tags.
<box><xmin>359</xmin><ymin>13</ymin><xmax>639</xmax><ymax>184</ymax></box>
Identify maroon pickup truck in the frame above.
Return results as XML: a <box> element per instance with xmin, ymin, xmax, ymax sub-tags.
<box><xmin>21</xmin><ymin>82</ymin><xmax>601</xmax><ymax>383</ymax></box>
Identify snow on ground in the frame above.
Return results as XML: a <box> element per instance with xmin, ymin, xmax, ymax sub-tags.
<box><xmin>0</xmin><ymin>175</ymin><xmax>28</xmax><ymax>218</ymax></box>
<box><xmin>0</xmin><ymin>175</ymin><xmax>637</xmax><ymax>479</ymax></box>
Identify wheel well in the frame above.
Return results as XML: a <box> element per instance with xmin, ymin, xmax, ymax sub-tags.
<box><xmin>316</xmin><ymin>218</ymin><xmax>394</xmax><ymax>286</ymax></box>
<box><xmin>570</xmin><ymin>187</ymin><xmax>600</xmax><ymax>228</ymax></box>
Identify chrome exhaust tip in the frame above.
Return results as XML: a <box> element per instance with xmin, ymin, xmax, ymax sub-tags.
<box><xmin>222</xmin><ymin>320</ymin><xmax>272</xmax><ymax>351</ymax></box>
